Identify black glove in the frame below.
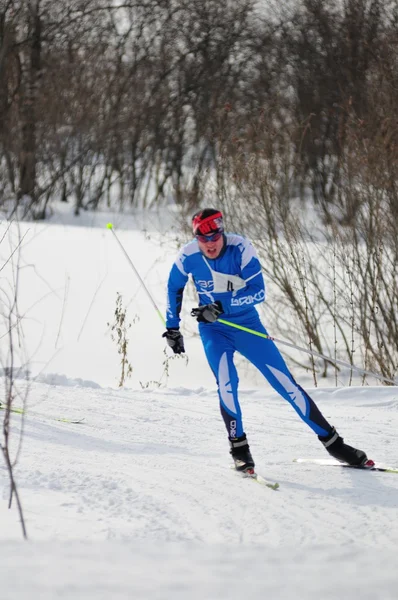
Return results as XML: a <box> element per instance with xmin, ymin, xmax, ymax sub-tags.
<box><xmin>162</xmin><ymin>328</ymin><xmax>185</xmax><ymax>354</ymax></box>
<box><xmin>191</xmin><ymin>301</ymin><xmax>223</xmax><ymax>323</ymax></box>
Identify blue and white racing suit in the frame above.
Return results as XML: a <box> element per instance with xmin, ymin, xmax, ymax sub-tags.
<box><xmin>166</xmin><ymin>233</ymin><xmax>332</xmax><ymax>439</ymax></box>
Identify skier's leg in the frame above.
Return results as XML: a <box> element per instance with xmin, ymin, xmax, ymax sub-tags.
<box><xmin>235</xmin><ymin>321</ymin><xmax>332</xmax><ymax>436</ymax></box>
<box><xmin>234</xmin><ymin>318</ymin><xmax>367</xmax><ymax>465</ymax></box>
<box><xmin>199</xmin><ymin>324</ymin><xmax>243</xmax><ymax>438</ymax></box>
<box><xmin>199</xmin><ymin>323</ymin><xmax>255</xmax><ymax>469</ymax></box>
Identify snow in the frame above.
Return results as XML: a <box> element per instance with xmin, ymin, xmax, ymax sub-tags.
<box><xmin>1</xmin><ymin>211</ymin><xmax>398</xmax><ymax>599</ymax></box>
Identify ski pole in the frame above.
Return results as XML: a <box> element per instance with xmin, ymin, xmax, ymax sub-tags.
<box><xmin>218</xmin><ymin>318</ymin><xmax>398</xmax><ymax>386</ymax></box>
<box><xmin>106</xmin><ymin>223</ymin><xmax>166</xmax><ymax>327</ymax></box>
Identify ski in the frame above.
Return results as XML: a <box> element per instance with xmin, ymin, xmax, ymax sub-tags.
<box><xmin>294</xmin><ymin>458</ymin><xmax>398</xmax><ymax>474</ymax></box>
<box><xmin>231</xmin><ymin>465</ymin><xmax>279</xmax><ymax>490</ymax></box>
<box><xmin>55</xmin><ymin>417</ymin><xmax>85</xmax><ymax>424</ymax></box>
<box><xmin>0</xmin><ymin>403</ymin><xmax>85</xmax><ymax>425</ymax></box>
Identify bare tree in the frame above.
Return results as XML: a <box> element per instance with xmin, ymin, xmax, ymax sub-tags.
<box><xmin>0</xmin><ymin>221</ymin><xmax>28</xmax><ymax>539</ymax></box>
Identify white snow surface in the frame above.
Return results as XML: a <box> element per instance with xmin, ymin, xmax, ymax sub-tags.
<box><xmin>1</xmin><ymin>211</ymin><xmax>398</xmax><ymax>600</ymax></box>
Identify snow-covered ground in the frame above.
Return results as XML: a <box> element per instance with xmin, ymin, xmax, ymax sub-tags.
<box><xmin>1</xmin><ymin>211</ymin><xmax>398</xmax><ymax>599</ymax></box>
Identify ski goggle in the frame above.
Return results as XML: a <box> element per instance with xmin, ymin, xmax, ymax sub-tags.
<box><xmin>196</xmin><ymin>232</ymin><xmax>223</xmax><ymax>243</ymax></box>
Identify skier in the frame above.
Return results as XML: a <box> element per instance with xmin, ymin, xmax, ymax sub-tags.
<box><xmin>163</xmin><ymin>208</ymin><xmax>368</xmax><ymax>472</ymax></box>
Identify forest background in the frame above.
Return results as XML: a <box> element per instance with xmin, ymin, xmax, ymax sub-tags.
<box><xmin>1</xmin><ymin>0</ymin><xmax>397</xmax><ymax>385</ymax></box>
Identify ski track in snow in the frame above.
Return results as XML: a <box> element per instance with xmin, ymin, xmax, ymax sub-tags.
<box><xmin>1</xmin><ymin>380</ymin><xmax>398</xmax><ymax>599</ymax></box>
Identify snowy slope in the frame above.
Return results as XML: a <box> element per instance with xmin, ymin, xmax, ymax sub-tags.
<box><xmin>1</xmin><ymin>215</ymin><xmax>398</xmax><ymax>599</ymax></box>
<box><xmin>1</xmin><ymin>380</ymin><xmax>398</xmax><ymax>599</ymax></box>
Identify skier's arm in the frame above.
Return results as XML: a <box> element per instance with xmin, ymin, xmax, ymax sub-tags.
<box><xmin>165</xmin><ymin>252</ymin><xmax>189</xmax><ymax>329</ymax></box>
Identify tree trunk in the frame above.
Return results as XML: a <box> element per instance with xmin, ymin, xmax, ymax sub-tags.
<box><xmin>18</xmin><ymin>2</ymin><xmax>41</xmax><ymax>211</ymax></box>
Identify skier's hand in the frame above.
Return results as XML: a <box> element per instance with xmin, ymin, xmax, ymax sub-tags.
<box><xmin>191</xmin><ymin>301</ymin><xmax>223</xmax><ymax>323</ymax></box>
<box><xmin>162</xmin><ymin>328</ymin><xmax>185</xmax><ymax>354</ymax></box>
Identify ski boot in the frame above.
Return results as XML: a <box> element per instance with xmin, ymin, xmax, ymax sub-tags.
<box><xmin>229</xmin><ymin>434</ymin><xmax>255</xmax><ymax>472</ymax></box>
<box><xmin>319</xmin><ymin>427</ymin><xmax>367</xmax><ymax>466</ymax></box>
